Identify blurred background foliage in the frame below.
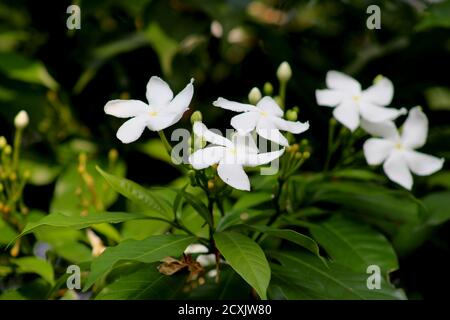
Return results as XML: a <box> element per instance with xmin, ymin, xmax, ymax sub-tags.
<box><xmin>0</xmin><ymin>0</ymin><xmax>449</xmax><ymax>299</ymax></box>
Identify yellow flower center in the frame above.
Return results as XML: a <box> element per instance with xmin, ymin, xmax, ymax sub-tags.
<box><xmin>260</xmin><ymin>111</ymin><xmax>268</xmax><ymax>117</ymax></box>
<box><xmin>395</xmin><ymin>142</ymin><xmax>404</xmax><ymax>150</ymax></box>
<box><xmin>352</xmin><ymin>95</ymin><xmax>361</xmax><ymax>103</ymax></box>
<box><xmin>149</xmin><ymin>111</ymin><xmax>158</xmax><ymax>117</ymax></box>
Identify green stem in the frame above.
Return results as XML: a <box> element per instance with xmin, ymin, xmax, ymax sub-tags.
<box><xmin>158</xmin><ymin>130</ymin><xmax>172</xmax><ymax>154</ymax></box>
<box><xmin>12</xmin><ymin>128</ymin><xmax>22</xmax><ymax>172</ymax></box>
<box><xmin>279</xmin><ymin>81</ymin><xmax>287</xmax><ymax>110</ymax></box>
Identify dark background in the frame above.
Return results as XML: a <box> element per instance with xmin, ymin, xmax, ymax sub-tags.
<box><xmin>0</xmin><ymin>0</ymin><xmax>449</xmax><ymax>299</ymax></box>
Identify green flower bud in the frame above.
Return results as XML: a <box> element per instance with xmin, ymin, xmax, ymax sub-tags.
<box><xmin>248</xmin><ymin>87</ymin><xmax>262</xmax><ymax>105</ymax></box>
<box><xmin>190</xmin><ymin>111</ymin><xmax>203</xmax><ymax>124</ymax></box>
<box><xmin>263</xmin><ymin>82</ymin><xmax>273</xmax><ymax>96</ymax></box>
<box><xmin>0</xmin><ymin>136</ymin><xmax>6</xmax><ymax>149</ymax></box>
<box><xmin>373</xmin><ymin>74</ymin><xmax>384</xmax><ymax>84</ymax></box>
<box><xmin>108</xmin><ymin>149</ymin><xmax>118</xmax><ymax>162</ymax></box>
<box><xmin>285</xmin><ymin>109</ymin><xmax>298</xmax><ymax>121</ymax></box>
<box><xmin>3</xmin><ymin>145</ymin><xmax>12</xmax><ymax>155</ymax></box>
<box><xmin>277</xmin><ymin>61</ymin><xmax>292</xmax><ymax>83</ymax></box>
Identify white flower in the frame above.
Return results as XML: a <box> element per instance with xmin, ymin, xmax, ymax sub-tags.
<box><xmin>14</xmin><ymin>110</ymin><xmax>29</xmax><ymax>129</ymax></box>
<box><xmin>184</xmin><ymin>244</ymin><xmax>209</xmax><ymax>254</ymax></box>
<box><xmin>188</xmin><ymin>122</ymin><xmax>285</xmax><ymax>191</ymax></box>
<box><xmin>105</xmin><ymin>76</ymin><xmax>194</xmax><ymax>143</ymax></box>
<box><xmin>212</xmin><ymin>96</ymin><xmax>309</xmax><ymax>146</ymax></box>
<box><xmin>362</xmin><ymin>107</ymin><xmax>444</xmax><ymax>190</ymax></box>
<box><xmin>316</xmin><ymin>71</ymin><xmax>405</xmax><ymax>131</ymax></box>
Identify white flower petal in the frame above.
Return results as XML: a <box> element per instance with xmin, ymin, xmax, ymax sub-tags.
<box><xmin>116</xmin><ymin>116</ymin><xmax>148</xmax><ymax>144</ymax></box>
<box><xmin>315</xmin><ymin>89</ymin><xmax>344</xmax><ymax>107</ymax></box>
<box><xmin>271</xmin><ymin>117</ymin><xmax>309</xmax><ymax>134</ymax></box>
<box><xmin>188</xmin><ymin>146</ymin><xmax>225</xmax><ymax>170</ymax></box>
<box><xmin>244</xmin><ymin>149</ymin><xmax>285</xmax><ymax>167</ymax></box>
<box><xmin>193</xmin><ymin>122</ymin><xmax>233</xmax><ymax>148</ymax></box>
<box><xmin>362</xmin><ymin>77</ymin><xmax>394</xmax><ymax>106</ymax></box>
<box><xmin>197</xmin><ymin>254</ymin><xmax>216</xmax><ymax>267</ymax></box>
<box><xmin>256</xmin><ymin>118</ymin><xmax>289</xmax><ymax>146</ymax></box>
<box><xmin>230</xmin><ymin>112</ymin><xmax>259</xmax><ymax>134</ymax></box>
<box><xmin>383</xmin><ymin>151</ymin><xmax>413</xmax><ymax>190</ymax></box>
<box><xmin>104</xmin><ymin>100</ymin><xmax>149</xmax><ymax>118</ymax></box>
<box><xmin>217</xmin><ymin>162</ymin><xmax>250</xmax><ymax>191</ymax></box>
<box><xmin>326</xmin><ymin>71</ymin><xmax>361</xmax><ymax>95</ymax></box>
<box><xmin>363</xmin><ymin>138</ymin><xmax>394</xmax><ymax>165</ymax></box>
<box><xmin>164</xmin><ymin>79</ymin><xmax>194</xmax><ymax>115</ymax></box>
<box><xmin>146</xmin><ymin>113</ymin><xmax>179</xmax><ymax>131</ymax></box>
<box><xmin>257</xmin><ymin>96</ymin><xmax>283</xmax><ymax>117</ymax></box>
<box><xmin>213</xmin><ymin>97</ymin><xmax>258</xmax><ymax>112</ymax></box>
<box><xmin>184</xmin><ymin>243</ymin><xmax>209</xmax><ymax>254</ymax></box>
<box><xmin>404</xmin><ymin>151</ymin><xmax>444</xmax><ymax>176</ymax></box>
<box><xmin>401</xmin><ymin>106</ymin><xmax>428</xmax><ymax>149</ymax></box>
<box><xmin>146</xmin><ymin>76</ymin><xmax>173</xmax><ymax>106</ymax></box>
<box><xmin>360</xmin><ymin>102</ymin><xmax>405</xmax><ymax>123</ymax></box>
<box><xmin>332</xmin><ymin>102</ymin><xmax>360</xmax><ymax>131</ymax></box>
<box><xmin>360</xmin><ymin>119</ymin><xmax>399</xmax><ymax>140</ymax></box>
<box><xmin>231</xmin><ymin>133</ymin><xmax>259</xmax><ymax>154</ymax></box>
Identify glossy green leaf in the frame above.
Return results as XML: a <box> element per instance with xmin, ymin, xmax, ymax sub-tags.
<box><xmin>214</xmin><ymin>231</ymin><xmax>270</xmax><ymax>300</ymax></box>
<box><xmin>270</xmin><ymin>251</ymin><xmax>406</xmax><ymax>300</ymax></box>
<box><xmin>0</xmin><ymin>52</ymin><xmax>58</xmax><ymax>89</ymax></box>
<box><xmin>96</xmin><ymin>263</ymin><xmax>186</xmax><ymax>300</ymax></box>
<box><xmin>19</xmin><ymin>211</ymin><xmax>147</xmax><ymax>237</ymax></box>
<box><xmin>242</xmin><ymin>225</ymin><xmax>325</xmax><ymax>263</ymax></box>
<box><xmin>84</xmin><ymin>234</ymin><xmax>195</xmax><ymax>290</ymax></box>
<box><xmin>423</xmin><ymin>191</ymin><xmax>450</xmax><ymax>226</ymax></box>
<box><xmin>97</xmin><ymin>166</ymin><xmax>172</xmax><ymax>218</ymax></box>
<box><xmin>13</xmin><ymin>257</ymin><xmax>55</xmax><ymax>285</ymax></box>
<box><xmin>308</xmin><ymin>216</ymin><xmax>398</xmax><ymax>275</ymax></box>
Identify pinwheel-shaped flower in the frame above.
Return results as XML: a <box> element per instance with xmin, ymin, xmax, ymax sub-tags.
<box><xmin>213</xmin><ymin>96</ymin><xmax>309</xmax><ymax>146</ymax></box>
<box><xmin>188</xmin><ymin>122</ymin><xmax>285</xmax><ymax>190</ymax></box>
<box><xmin>316</xmin><ymin>71</ymin><xmax>405</xmax><ymax>131</ymax></box>
<box><xmin>105</xmin><ymin>76</ymin><xmax>194</xmax><ymax>143</ymax></box>
<box><xmin>363</xmin><ymin>107</ymin><xmax>444</xmax><ymax>190</ymax></box>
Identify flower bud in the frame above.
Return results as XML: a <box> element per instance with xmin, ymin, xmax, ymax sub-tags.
<box><xmin>302</xmin><ymin>151</ymin><xmax>311</xmax><ymax>159</ymax></box>
<box><xmin>0</xmin><ymin>136</ymin><xmax>6</xmax><ymax>149</ymax></box>
<box><xmin>248</xmin><ymin>87</ymin><xmax>262</xmax><ymax>105</ymax></box>
<box><xmin>108</xmin><ymin>149</ymin><xmax>118</xmax><ymax>162</ymax></box>
<box><xmin>190</xmin><ymin>111</ymin><xmax>203</xmax><ymax>124</ymax></box>
<box><xmin>14</xmin><ymin>110</ymin><xmax>29</xmax><ymax>129</ymax></box>
<box><xmin>285</xmin><ymin>109</ymin><xmax>298</xmax><ymax>121</ymax></box>
<box><xmin>373</xmin><ymin>74</ymin><xmax>384</xmax><ymax>84</ymax></box>
<box><xmin>274</xmin><ymin>96</ymin><xmax>283</xmax><ymax>107</ymax></box>
<box><xmin>263</xmin><ymin>82</ymin><xmax>273</xmax><ymax>96</ymax></box>
<box><xmin>3</xmin><ymin>145</ymin><xmax>12</xmax><ymax>155</ymax></box>
<box><xmin>277</xmin><ymin>61</ymin><xmax>292</xmax><ymax>83</ymax></box>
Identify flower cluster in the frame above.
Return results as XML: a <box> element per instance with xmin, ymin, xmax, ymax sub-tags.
<box><xmin>105</xmin><ymin>66</ymin><xmax>309</xmax><ymax>191</ymax></box>
<box><xmin>105</xmin><ymin>67</ymin><xmax>443</xmax><ymax>192</ymax></box>
<box><xmin>316</xmin><ymin>71</ymin><xmax>444</xmax><ymax>189</ymax></box>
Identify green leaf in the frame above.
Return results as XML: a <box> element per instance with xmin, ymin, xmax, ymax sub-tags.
<box><xmin>96</xmin><ymin>263</ymin><xmax>186</xmax><ymax>300</ymax></box>
<box><xmin>144</xmin><ymin>22</ymin><xmax>178</xmax><ymax>75</ymax></box>
<box><xmin>13</xmin><ymin>257</ymin><xmax>55</xmax><ymax>285</ymax></box>
<box><xmin>308</xmin><ymin>216</ymin><xmax>398</xmax><ymax>275</ymax></box>
<box><xmin>270</xmin><ymin>251</ymin><xmax>406</xmax><ymax>300</ymax></box>
<box><xmin>84</xmin><ymin>234</ymin><xmax>195</xmax><ymax>290</ymax></box>
<box><xmin>0</xmin><ymin>52</ymin><xmax>58</xmax><ymax>89</ymax></box>
<box><xmin>232</xmin><ymin>192</ymin><xmax>272</xmax><ymax>211</ymax></box>
<box><xmin>241</xmin><ymin>225</ymin><xmax>325</xmax><ymax>264</ymax></box>
<box><xmin>214</xmin><ymin>231</ymin><xmax>270</xmax><ymax>300</ymax></box>
<box><xmin>309</xmin><ymin>182</ymin><xmax>421</xmax><ymax>225</ymax></box>
<box><xmin>19</xmin><ymin>211</ymin><xmax>147</xmax><ymax>237</ymax></box>
<box><xmin>137</xmin><ymin>139</ymin><xmax>173</xmax><ymax>164</ymax></box>
<box><xmin>423</xmin><ymin>191</ymin><xmax>450</xmax><ymax>226</ymax></box>
<box><xmin>97</xmin><ymin>166</ymin><xmax>172</xmax><ymax>218</ymax></box>
<box><xmin>0</xmin><ymin>219</ymin><xmax>18</xmax><ymax>245</ymax></box>
<box><xmin>217</xmin><ymin>209</ymin><xmax>272</xmax><ymax>232</ymax></box>
<box><xmin>172</xmin><ymin>187</ymin><xmax>213</xmax><ymax>227</ymax></box>
<box><xmin>416</xmin><ymin>1</ymin><xmax>450</xmax><ymax>31</ymax></box>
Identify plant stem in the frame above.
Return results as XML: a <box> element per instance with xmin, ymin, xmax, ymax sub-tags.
<box><xmin>12</xmin><ymin>128</ymin><xmax>22</xmax><ymax>172</ymax></box>
<box><xmin>158</xmin><ymin>130</ymin><xmax>172</xmax><ymax>154</ymax></box>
